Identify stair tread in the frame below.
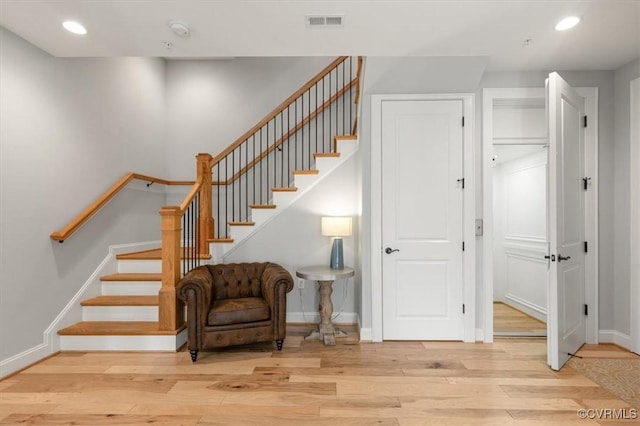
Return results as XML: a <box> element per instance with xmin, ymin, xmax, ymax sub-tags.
<box><xmin>81</xmin><ymin>295</ymin><xmax>159</xmax><ymax>307</ymax></box>
<box><xmin>314</xmin><ymin>152</ymin><xmax>340</xmax><ymax>158</ymax></box>
<box><xmin>101</xmin><ymin>273</ymin><xmax>162</xmax><ymax>282</ymax></box>
<box><xmin>116</xmin><ymin>248</ymin><xmax>211</xmax><ymax>260</ymax></box>
<box><xmin>58</xmin><ymin>321</ymin><xmax>185</xmax><ymax>336</ymax></box>
<box><xmin>209</xmin><ymin>238</ymin><xmax>234</xmax><ymax>243</ymax></box>
<box><xmin>292</xmin><ymin>169</ymin><xmax>319</xmax><ymax>175</ymax></box>
<box><xmin>116</xmin><ymin>248</ymin><xmax>161</xmax><ymax>260</ymax></box>
<box><xmin>272</xmin><ymin>187</ymin><xmax>298</xmax><ymax>192</ymax></box>
<box><xmin>335</xmin><ymin>135</ymin><xmax>358</xmax><ymax>141</ymax></box>
<box><xmin>229</xmin><ymin>221</ymin><xmax>255</xmax><ymax>226</ymax></box>
<box><xmin>249</xmin><ymin>204</ymin><xmax>276</xmax><ymax>209</ymax></box>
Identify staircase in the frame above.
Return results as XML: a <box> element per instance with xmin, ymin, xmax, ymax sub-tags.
<box><xmin>58</xmin><ymin>250</ymin><xmax>187</xmax><ymax>350</ymax></box>
<box><xmin>56</xmin><ymin>56</ymin><xmax>362</xmax><ymax>351</ymax></box>
<box><xmin>211</xmin><ymin>134</ymin><xmax>358</xmax><ymax>259</ymax></box>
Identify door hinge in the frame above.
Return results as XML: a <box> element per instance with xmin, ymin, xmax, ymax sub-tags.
<box><xmin>462</xmin><ymin>304</ymin><xmax>466</xmax><ymax>314</ymax></box>
<box><xmin>462</xmin><ymin>116</ymin><xmax>465</xmax><ymax>127</ymax></box>
<box><xmin>583</xmin><ymin>177</ymin><xmax>591</xmax><ymax>190</ymax></box>
<box><xmin>462</xmin><ymin>241</ymin><xmax>465</xmax><ymax>251</ymax></box>
<box><xmin>584</xmin><ymin>304</ymin><xmax>588</xmax><ymax>316</ymax></box>
<box><xmin>583</xmin><ymin>115</ymin><xmax>588</xmax><ymax>128</ymax></box>
<box><xmin>584</xmin><ymin>241</ymin><xmax>588</xmax><ymax>253</ymax></box>
<box><xmin>457</xmin><ymin>178</ymin><xmax>465</xmax><ymax>189</ymax></box>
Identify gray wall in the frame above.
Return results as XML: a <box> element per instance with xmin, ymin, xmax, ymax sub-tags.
<box><xmin>165</xmin><ymin>57</ymin><xmax>334</xmax><ymax>180</ymax></box>
<box><xmin>0</xmin><ymin>28</ymin><xmax>168</xmax><ymax>360</ymax></box>
<box><xmin>613</xmin><ymin>58</ymin><xmax>640</xmax><ymax>336</ymax></box>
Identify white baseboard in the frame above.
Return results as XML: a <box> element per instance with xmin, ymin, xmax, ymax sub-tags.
<box><xmin>598</xmin><ymin>330</ymin><xmax>632</xmax><ymax>350</ymax></box>
<box><xmin>357</xmin><ymin>314</ymin><xmax>372</xmax><ymax>341</ymax></box>
<box><xmin>286</xmin><ymin>312</ymin><xmax>357</xmax><ymax>324</ymax></box>
<box><xmin>504</xmin><ymin>294</ymin><xmax>546</xmax><ymax>322</ymax></box>
<box><xmin>0</xmin><ymin>240</ymin><xmax>162</xmax><ymax>380</ymax></box>
<box><xmin>358</xmin><ymin>327</ymin><xmax>372</xmax><ymax>341</ymax></box>
<box><xmin>0</xmin><ymin>343</ymin><xmax>51</xmax><ymax>379</ymax></box>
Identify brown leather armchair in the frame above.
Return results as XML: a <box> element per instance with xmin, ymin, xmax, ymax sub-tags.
<box><xmin>176</xmin><ymin>262</ymin><xmax>294</xmax><ymax>362</ymax></box>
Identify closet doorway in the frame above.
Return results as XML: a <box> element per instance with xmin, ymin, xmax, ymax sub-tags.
<box><xmin>489</xmin><ymin>93</ymin><xmax>548</xmax><ymax>337</ymax></box>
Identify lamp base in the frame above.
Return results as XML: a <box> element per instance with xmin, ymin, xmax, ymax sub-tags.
<box><xmin>330</xmin><ymin>238</ymin><xmax>344</xmax><ymax>269</ymax></box>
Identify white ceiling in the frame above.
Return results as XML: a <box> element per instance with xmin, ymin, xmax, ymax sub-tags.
<box><xmin>1</xmin><ymin>0</ymin><xmax>639</xmax><ymax>71</ymax></box>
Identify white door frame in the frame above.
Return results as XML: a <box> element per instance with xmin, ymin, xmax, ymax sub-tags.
<box><xmin>482</xmin><ymin>87</ymin><xmax>598</xmax><ymax>344</ymax></box>
<box><xmin>631</xmin><ymin>77</ymin><xmax>640</xmax><ymax>355</ymax></box>
<box><xmin>371</xmin><ymin>93</ymin><xmax>475</xmax><ymax>343</ymax></box>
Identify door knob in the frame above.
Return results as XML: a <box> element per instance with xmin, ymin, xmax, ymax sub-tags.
<box><xmin>558</xmin><ymin>255</ymin><xmax>571</xmax><ymax>262</ymax></box>
<box><xmin>385</xmin><ymin>247</ymin><xmax>400</xmax><ymax>254</ymax></box>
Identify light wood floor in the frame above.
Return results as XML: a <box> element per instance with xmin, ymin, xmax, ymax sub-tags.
<box><xmin>0</xmin><ymin>324</ymin><xmax>637</xmax><ymax>425</ymax></box>
<box><xmin>494</xmin><ymin>302</ymin><xmax>547</xmax><ymax>334</ymax></box>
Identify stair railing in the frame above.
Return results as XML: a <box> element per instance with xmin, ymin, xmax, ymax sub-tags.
<box><xmin>50</xmin><ymin>173</ymin><xmax>194</xmax><ymax>243</ymax></box>
<box><xmin>159</xmin><ymin>153</ymin><xmax>213</xmax><ymax>331</ymax></box>
<box><xmin>209</xmin><ymin>56</ymin><xmax>361</xmax><ymax>239</ymax></box>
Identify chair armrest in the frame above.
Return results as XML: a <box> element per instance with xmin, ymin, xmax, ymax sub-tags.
<box><xmin>261</xmin><ymin>263</ymin><xmax>294</xmax><ymax>339</ymax></box>
<box><xmin>177</xmin><ymin>266</ymin><xmax>213</xmax><ymax>327</ymax></box>
<box><xmin>261</xmin><ymin>263</ymin><xmax>294</xmax><ymax>304</ymax></box>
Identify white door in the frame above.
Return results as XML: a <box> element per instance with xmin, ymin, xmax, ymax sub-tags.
<box><xmin>547</xmin><ymin>72</ymin><xmax>587</xmax><ymax>370</ymax></box>
<box><xmin>382</xmin><ymin>99</ymin><xmax>464</xmax><ymax>340</ymax></box>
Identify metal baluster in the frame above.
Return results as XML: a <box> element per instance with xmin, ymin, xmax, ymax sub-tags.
<box><xmin>350</xmin><ymin>57</ymin><xmax>353</xmax><ymax>133</ymax></box>
<box><xmin>280</xmin><ymin>111</ymin><xmax>284</xmax><ymax>187</ymax></box>
<box><xmin>266</xmin><ymin>120</ymin><xmax>270</xmax><ymax>203</ymax></box>
<box><xmin>315</xmin><ymin>81</ymin><xmax>318</xmax><ymax>155</ymax></box>
<box><xmin>244</xmin><ymin>140</ymin><xmax>248</xmax><ymax>221</ymax></box>
<box><xmin>336</xmin><ymin>61</ymin><xmax>346</xmax><ymax>135</ymax></box>
<box><xmin>329</xmin><ymin>69</ymin><xmax>332</xmax><ymax>152</ymax></box>
<box><xmin>252</xmin><ymin>134</ymin><xmax>256</xmax><ymax>211</ymax></box>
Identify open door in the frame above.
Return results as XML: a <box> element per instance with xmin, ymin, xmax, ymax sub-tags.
<box><xmin>547</xmin><ymin>72</ymin><xmax>587</xmax><ymax>370</ymax></box>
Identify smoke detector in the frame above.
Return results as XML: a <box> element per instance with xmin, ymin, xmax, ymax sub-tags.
<box><xmin>169</xmin><ymin>21</ymin><xmax>190</xmax><ymax>37</ymax></box>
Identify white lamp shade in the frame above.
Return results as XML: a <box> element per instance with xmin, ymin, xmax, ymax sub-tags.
<box><xmin>321</xmin><ymin>216</ymin><xmax>352</xmax><ymax>237</ymax></box>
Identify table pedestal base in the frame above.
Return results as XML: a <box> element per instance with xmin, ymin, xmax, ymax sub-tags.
<box><xmin>305</xmin><ymin>327</ymin><xmax>347</xmax><ymax>346</ymax></box>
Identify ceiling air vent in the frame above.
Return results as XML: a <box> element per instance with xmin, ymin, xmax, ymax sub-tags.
<box><xmin>306</xmin><ymin>15</ymin><xmax>344</xmax><ymax>27</ymax></box>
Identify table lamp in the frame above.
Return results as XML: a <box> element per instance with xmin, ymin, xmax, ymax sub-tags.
<box><xmin>321</xmin><ymin>216</ymin><xmax>352</xmax><ymax>269</ymax></box>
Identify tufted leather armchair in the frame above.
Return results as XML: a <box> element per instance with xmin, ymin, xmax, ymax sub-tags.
<box><xmin>176</xmin><ymin>262</ymin><xmax>294</xmax><ymax>362</ymax></box>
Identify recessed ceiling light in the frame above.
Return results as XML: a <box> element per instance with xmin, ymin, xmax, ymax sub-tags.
<box><xmin>62</xmin><ymin>20</ymin><xmax>87</xmax><ymax>35</ymax></box>
<box><xmin>555</xmin><ymin>16</ymin><xmax>580</xmax><ymax>31</ymax></box>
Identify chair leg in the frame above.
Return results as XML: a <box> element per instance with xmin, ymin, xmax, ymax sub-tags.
<box><xmin>276</xmin><ymin>339</ymin><xmax>283</xmax><ymax>351</ymax></box>
<box><xmin>189</xmin><ymin>349</ymin><xmax>199</xmax><ymax>363</ymax></box>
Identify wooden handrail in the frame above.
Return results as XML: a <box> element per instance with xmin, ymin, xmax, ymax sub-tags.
<box><xmin>211</xmin><ymin>56</ymin><xmax>349</xmax><ymax>166</ymax></box>
<box><xmin>178</xmin><ymin>181</ymin><xmax>203</xmax><ymax>212</ymax></box>
<box><xmin>213</xmin><ymin>77</ymin><xmax>359</xmax><ymax>186</ymax></box>
<box><xmin>50</xmin><ymin>172</ymin><xmax>194</xmax><ymax>242</ymax></box>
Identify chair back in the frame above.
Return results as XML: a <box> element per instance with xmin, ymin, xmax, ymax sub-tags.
<box><xmin>206</xmin><ymin>263</ymin><xmax>268</xmax><ymax>301</ymax></box>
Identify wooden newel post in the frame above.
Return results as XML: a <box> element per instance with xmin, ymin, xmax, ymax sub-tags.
<box><xmin>159</xmin><ymin>206</ymin><xmax>184</xmax><ymax>331</ymax></box>
<box><xmin>196</xmin><ymin>153</ymin><xmax>214</xmax><ymax>256</ymax></box>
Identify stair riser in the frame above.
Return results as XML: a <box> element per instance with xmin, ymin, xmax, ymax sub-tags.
<box><xmin>82</xmin><ymin>306</ymin><xmax>158</xmax><ymax>322</ymax></box>
<box><xmin>250</xmin><ymin>208</ymin><xmax>277</xmax><ymax>224</ymax></box>
<box><xmin>101</xmin><ymin>282</ymin><xmax>161</xmax><ymax>296</ymax></box>
<box><xmin>59</xmin><ymin>331</ymin><xmax>187</xmax><ymax>351</ymax></box>
<box><xmin>314</xmin><ymin>157</ymin><xmax>342</xmax><ymax>174</ymax></box>
<box><xmin>227</xmin><ymin>226</ymin><xmax>254</xmax><ymax>242</ymax></box>
<box><xmin>272</xmin><ymin>191</ymin><xmax>298</xmax><ymax>207</ymax></box>
<box><xmin>117</xmin><ymin>260</ymin><xmax>161</xmax><ymax>273</ymax></box>
<box><xmin>292</xmin><ymin>174</ymin><xmax>319</xmax><ymax>192</ymax></box>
